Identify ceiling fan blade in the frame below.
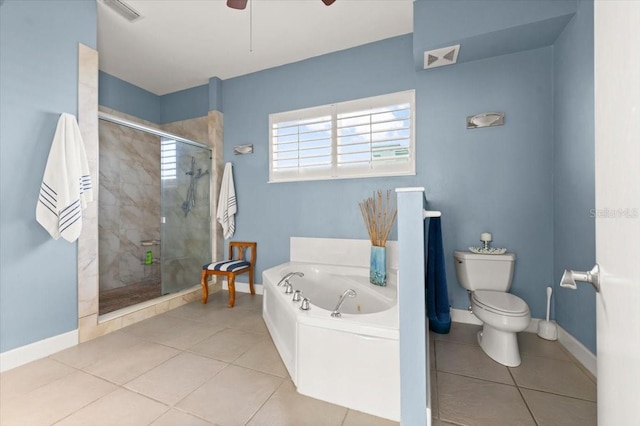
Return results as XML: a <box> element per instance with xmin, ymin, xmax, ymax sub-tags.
<box><xmin>227</xmin><ymin>0</ymin><xmax>248</xmax><ymax>10</ymax></box>
<box><xmin>322</xmin><ymin>0</ymin><xmax>336</xmax><ymax>5</ymax></box>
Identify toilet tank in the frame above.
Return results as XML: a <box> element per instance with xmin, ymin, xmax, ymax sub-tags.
<box><xmin>453</xmin><ymin>251</ymin><xmax>516</xmax><ymax>292</ymax></box>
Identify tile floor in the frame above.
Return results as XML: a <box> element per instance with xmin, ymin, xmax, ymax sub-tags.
<box><xmin>430</xmin><ymin>322</ymin><xmax>597</xmax><ymax>426</ymax></box>
<box><xmin>0</xmin><ymin>292</ymin><xmax>597</xmax><ymax>426</ymax></box>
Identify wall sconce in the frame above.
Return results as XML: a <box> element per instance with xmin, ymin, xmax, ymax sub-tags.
<box><xmin>233</xmin><ymin>144</ymin><xmax>253</xmax><ymax>155</ymax></box>
<box><xmin>466</xmin><ymin>112</ymin><xmax>505</xmax><ymax>129</ymax></box>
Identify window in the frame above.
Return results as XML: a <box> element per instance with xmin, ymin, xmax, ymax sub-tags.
<box><xmin>160</xmin><ymin>138</ymin><xmax>177</xmax><ymax>180</ymax></box>
<box><xmin>269</xmin><ymin>90</ymin><xmax>415</xmax><ymax>183</ymax></box>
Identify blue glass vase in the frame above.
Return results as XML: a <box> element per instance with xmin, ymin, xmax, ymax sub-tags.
<box><xmin>370</xmin><ymin>245</ymin><xmax>387</xmax><ymax>286</ymax></box>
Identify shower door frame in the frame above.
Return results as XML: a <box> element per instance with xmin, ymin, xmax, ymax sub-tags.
<box><xmin>99</xmin><ymin>112</ymin><xmax>212</xmax><ymax>151</ymax></box>
<box><xmin>97</xmin><ymin>112</ymin><xmax>213</xmax><ymax>313</ymax></box>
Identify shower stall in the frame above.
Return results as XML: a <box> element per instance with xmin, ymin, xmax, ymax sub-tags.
<box><xmin>98</xmin><ymin>113</ymin><xmax>212</xmax><ymax>315</ymax></box>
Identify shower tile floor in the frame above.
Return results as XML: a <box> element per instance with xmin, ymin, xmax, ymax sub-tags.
<box><xmin>99</xmin><ymin>281</ymin><xmax>162</xmax><ymax>315</ymax></box>
<box><xmin>1</xmin><ymin>293</ymin><xmax>597</xmax><ymax>426</ymax></box>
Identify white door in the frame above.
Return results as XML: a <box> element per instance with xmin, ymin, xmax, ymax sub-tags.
<box><xmin>594</xmin><ymin>2</ymin><xmax>640</xmax><ymax>424</ymax></box>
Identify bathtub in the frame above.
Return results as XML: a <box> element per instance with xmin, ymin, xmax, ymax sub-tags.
<box><xmin>262</xmin><ymin>261</ymin><xmax>400</xmax><ymax>421</ymax></box>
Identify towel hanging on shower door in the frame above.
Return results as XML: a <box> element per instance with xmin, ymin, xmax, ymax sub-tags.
<box><xmin>217</xmin><ymin>162</ymin><xmax>236</xmax><ymax>239</ymax></box>
<box><xmin>36</xmin><ymin>113</ymin><xmax>93</xmax><ymax>243</ymax></box>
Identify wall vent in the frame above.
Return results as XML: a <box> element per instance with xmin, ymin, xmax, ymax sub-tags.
<box><xmin>99</xmin><ymin>0</ymin><xmax>143</xmax><ymax>22</ymax></box>
<box><xmin>423</xmin><ymin>44</ymin><xmax>460</xmax><ymax>70</ymax></box>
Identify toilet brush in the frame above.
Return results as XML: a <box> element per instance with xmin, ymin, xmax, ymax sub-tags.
<box><xmin>537</xmin><ymin>286</ymin><xmax>558</xmax><ymax>340</ymax></box>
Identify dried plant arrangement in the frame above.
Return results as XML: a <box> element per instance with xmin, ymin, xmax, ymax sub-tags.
<box><xmin>359</xmin><ymin>189</ymin><xmax>398</xmax><ymax>247</ymax></box>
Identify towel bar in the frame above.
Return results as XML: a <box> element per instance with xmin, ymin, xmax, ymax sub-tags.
<box><xmin>423</xmin><ymin>210</ymin><xmax>442</xmax><ymax>218</ymax></box>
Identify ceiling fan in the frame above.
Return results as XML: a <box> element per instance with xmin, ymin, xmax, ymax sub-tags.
<box><xmin>227</xmin><ymin>0</ymin><xmax>336</xmax><ymax>10</ymax></box>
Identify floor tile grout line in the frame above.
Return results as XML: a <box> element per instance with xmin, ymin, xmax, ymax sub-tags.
<box><xmin>435</xmin><ymin>369</ymin><xmax>516</xmax><ymax>388</ymax></box>
<box><xmin>553</xmin><ymin>341</ymin><xmax>598</xmax><ymax>384</ymax></box>
<box><xmin>514</xmin><ymin>384</ymin><xmax>598</xmax><ymax>403</ymax></box>
<box><xmin>49</xmin><ymin>385</ymin><xmax>127</xmax><ymax>426</ymax></box>
<box><xmin>430</xmin><ymin>337</ymin><xmax>437</xmax><ymax>372</ymax></box>
<box><xmin>171</xmin><ymin>404</ymin><xmax>221</xmax><ymax>425</ymax></box>
<box><xmin>508</xmin><ymin>365</ymin><xmax>540</xmax><ymax>426</ymax></box>
<box><xmin>6</xmin><ymin>356</ymin><xmax>85</xmax><ymax>399</ymax></box>
<box><xmin>431</xmin><ymin>365</ymin><xmax>439</xmax><ymax>420</ymax></box>
<box><xmin>339</xmin><ymin>407</ymin><xmax>350</xmax><ymax>426</ymax></box>
<box><xmin>76</xmin><ymin>344</ymin><xmax>184</xmax><ymax>387</ymax></box>
<box><xmin>515</xmin><ymin>352</ymin><xmax>598</xmax><ymax>394</ymax></box>
<box><xmin>169</xmin><ymin>362</ymin><xmax>234</xmax><ymax>417</ymax></box>
<box><xmin>121</xmin><ymin>349</ymin><xmax>231</xmax><ymax>408</ymax></box>
<box><xmin>242</xmin><ymin>376</ymin><xmax>286</xmax><ymax>426</ymax></box>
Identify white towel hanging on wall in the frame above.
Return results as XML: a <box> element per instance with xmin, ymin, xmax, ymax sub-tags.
<box><xmin>36</xmin><ymin>113</ymin><xmax>93</xmax><ymax>242</ymax></box>
<box><xmin>217</xmin><ymin>162</ymin><xmax>237</xmax><ymax>239</ymax></box>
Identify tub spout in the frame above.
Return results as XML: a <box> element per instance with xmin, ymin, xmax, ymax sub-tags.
<box><xmin>331</xmin><ymin>289</ymin><xmax>357</xmax><ymax>318</ymax></box>
<box><xmin>277</xmin><ymin>272</ymin><xmax>304</xmax><ymax>287</ymax></box>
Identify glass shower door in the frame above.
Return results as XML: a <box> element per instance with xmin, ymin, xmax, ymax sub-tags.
<box><xmin>160</xmin><ymin>137</ymin><xmax>211</xmax><ymax>295</ymax></box>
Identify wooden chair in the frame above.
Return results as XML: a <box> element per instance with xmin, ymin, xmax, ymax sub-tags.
<box><xmin>200</xmin><ymin>241</ymin><xmax>256</xmax><ymax>308</ymax></box>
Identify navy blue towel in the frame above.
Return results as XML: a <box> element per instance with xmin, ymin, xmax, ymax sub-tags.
<box><xmin>426</xmin><ymin>217</ymin><xmax>451</xmax><ymax>334</ymax></box>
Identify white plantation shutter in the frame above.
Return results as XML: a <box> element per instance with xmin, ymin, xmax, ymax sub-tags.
<box><xmin>269</xmin><ymin>90</ymin><xmax>415</xmax><ymax>182</ymax></box>
<box><xmin>160</xmin><ymin>138</ymin><xmax>177</xmax><ymax>180</ymax></box>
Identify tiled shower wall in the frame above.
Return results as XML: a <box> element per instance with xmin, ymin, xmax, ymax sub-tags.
<box><xmin>98</xmin><ymin>112</ymin><xmax>161</xmax><ymax>291</ymax></box>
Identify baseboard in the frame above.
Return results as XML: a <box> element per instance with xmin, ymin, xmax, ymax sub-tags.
<box><xmin>450</xmin><ymin>308</ymin><xmax>596</xmax><ymax>377</ymax></box>
<box><xmin>0</xmin><ymin>329</ymin><xmax>78</xmax><ymax>373</ymax></box>
<box><xmin>557</xmin><ymin>324</ymin><xmax>597</xmax><ymax>377</ymax></box>
<box><xmin>222</xmin><ymin>280</ymin><xmax>264</xmax><ymax>295</ymax></box>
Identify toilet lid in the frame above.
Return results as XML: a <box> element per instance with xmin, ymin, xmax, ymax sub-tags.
<box><xmin>473</xmin><ymin>291</ymin><xmax>529</xmax><ymax>316</ymax></box>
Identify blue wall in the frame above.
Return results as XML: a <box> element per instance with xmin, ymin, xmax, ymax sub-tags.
<box><xmin>99</xmin><ymin>72</ymin><xmax>209</xmax><ymax>124</ymax></box>
<box><xmin>99</xmin><ymin>71</ymin><xmax>161</xmax><ymax>123</ymax></box>
<box><xmin>553</xmin><ymin>0</ymin><xmax>596</xmax><ymax>353</ymax></box>
<box><xmin>223</xmin><ymin>34</ymin><xmax>555</xmax><ymax>320</ymax></box>
<box><xmin>415</xmin><ymin>47</ymin><xmax>554</xmax><ymax>317</ymax></box>
<box><xmin>0</xmin><ymin>0</ymin><xmax>97</xmax><ymax>352</ymax></box>
<box><xmin>413</xmin><ymin>0</ymin><xmax>576</xmax><ymax>67</ymax></box>
<box><xmin>222</xmin><ymin>34</ymin><xmax>416</xmax><ymax>281</ymax></box>
<box><xmin>160</xmin><ymin>84</ymin><xmax>209</xmax><ymax>124</ymax></box>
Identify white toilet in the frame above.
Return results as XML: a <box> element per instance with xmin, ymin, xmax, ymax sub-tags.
<box><xmin>453</xmin><ymin>251</ymin><xmax>531</xmax><ymax>367</ymax></box>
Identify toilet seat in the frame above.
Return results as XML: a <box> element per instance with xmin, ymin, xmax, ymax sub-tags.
<box><xmin>472</xmin><ymin>291</ymin><xmax>529</xmax><ymax>317</ymax></box>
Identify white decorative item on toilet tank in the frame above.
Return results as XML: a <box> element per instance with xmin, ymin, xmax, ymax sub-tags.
<box><xmin>454</xmin><ymin>251</ymin><xmax>531</xmax><ymax>367</ymax></box>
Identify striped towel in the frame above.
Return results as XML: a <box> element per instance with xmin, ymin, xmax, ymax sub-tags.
<box><xmin>36</xmin><ymin>113</ymin><xmax>93</xmax><ymax>242</ymax></box>
<box><xmin>216</xmin><ymin>162</ymin><xmax>236</xmax><ymax>239</ymax></box>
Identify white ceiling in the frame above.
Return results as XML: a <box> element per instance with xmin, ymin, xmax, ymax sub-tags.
<box><xmin>97</xmin><ymin>0</ymin><xmax>414</xmax><ymax>95</ymax></box>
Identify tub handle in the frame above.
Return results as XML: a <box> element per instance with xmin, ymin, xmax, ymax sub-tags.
<box><xmin>300</xmin><ymin>298</ymin><xmax>311</xmax><ymax>311</ymax></box>
<box><xmin>284</xmin><ymin>282</ymin><xmax>294</xmax><ymax>294</ymax></box>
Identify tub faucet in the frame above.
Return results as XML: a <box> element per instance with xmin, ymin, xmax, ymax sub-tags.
<box><xmin>331</xmin><ymin>289</ymin><xmax>357</xmax><ymax>318</ymax></box>
<box><xmin>277</xmin><ymin>272</ymin><xmax>304</xmax><ymax>287</ymax></box>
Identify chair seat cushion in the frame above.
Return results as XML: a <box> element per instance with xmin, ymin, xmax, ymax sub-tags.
<box><xmin>204</xmin><ymin>260</ymin><xmax>250</xmax><ymax>272</ymax></box>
